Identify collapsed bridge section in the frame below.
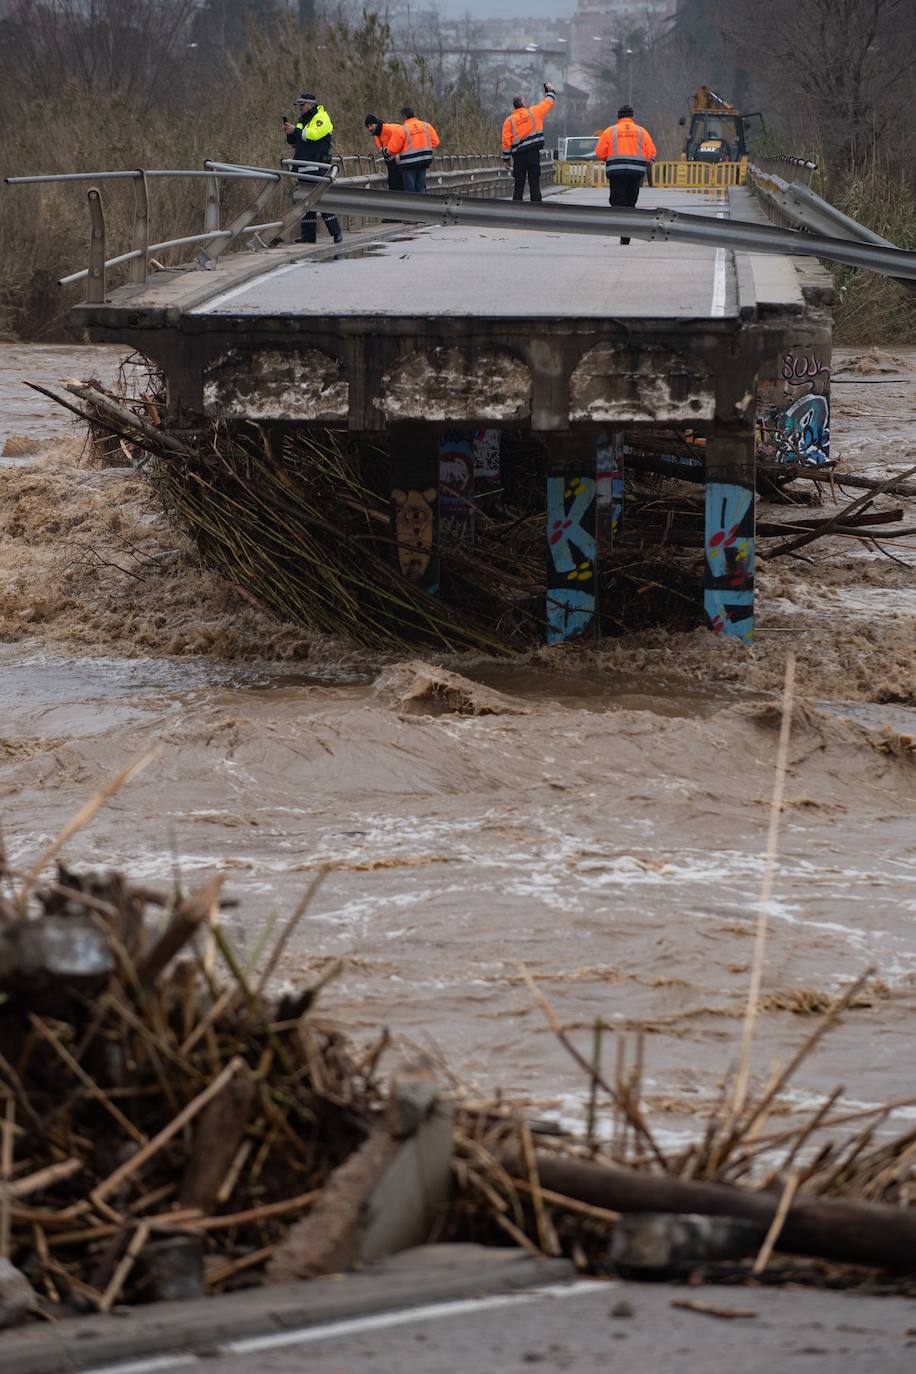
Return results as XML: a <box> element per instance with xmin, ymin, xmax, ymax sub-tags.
<box><xmin>70</xmin><ymin>184</ymin><xmax>843</xmax><ymax>646</ymax></box>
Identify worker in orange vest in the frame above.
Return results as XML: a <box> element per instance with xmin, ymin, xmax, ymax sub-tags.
<box><xmin>365</xmin><ymin>113</ymin><xmax>403</xmax><ymax>192</ymax></box>
<box><xmin>386</xmin><ymin>107</ymin><xmax>441</xmax><ymax>194</ymax></box>
<box><xmin>595</xmin><ymin>104</ymin><xmax>657</xmax><ymax>244</ymax></box>
<box><xmin>501</xmin><ymin>81</ymin><xmax>556</xmax><ymax>203</ymax></box>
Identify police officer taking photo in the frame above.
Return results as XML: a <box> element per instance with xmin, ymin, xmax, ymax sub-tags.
<box><xmin>283</xmin><ymin>92</ymin><xmax>343</xmax><ymax>244</ymax></box>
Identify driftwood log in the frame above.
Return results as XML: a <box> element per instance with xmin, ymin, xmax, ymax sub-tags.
<box><xmin>523</xmin><ymin>1153</ymin><xmax>916</xmax><ymax>1273</ymax></box>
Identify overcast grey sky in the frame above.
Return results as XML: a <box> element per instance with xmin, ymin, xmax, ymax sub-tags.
<box><xmin>425</xmin><ymin>0</ymin><xmax>579</xmax><ymax>15</ymax></box>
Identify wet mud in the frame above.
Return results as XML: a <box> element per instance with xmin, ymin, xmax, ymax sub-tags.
<box><xmin>1</xmin><ymin>343</ymin><xmax>915</xmax><ymax>1144</ymax></box>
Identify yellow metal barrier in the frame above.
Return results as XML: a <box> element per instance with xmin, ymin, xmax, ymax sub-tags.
<box><xmin>557</xmin><ymin>159</ymin><xmax>747</xmax><ymax>192</ymax></box>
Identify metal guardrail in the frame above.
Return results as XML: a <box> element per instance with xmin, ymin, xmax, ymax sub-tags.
<box><xmin>750</xmin><ymin>155</ymin><xmax>818</xmax><ymax>188</ymax></box>
<box><xmin>747</xmin><ymin>159</ymin><xmax>916</xmax><ymax>292</ymax></box>
<box><xmin>558</xmin><ymin>159</ymin><xmax>745</xmax><ymax>193</ymax></box>
<box><xmin>5</xmin><ymin>152</ymin><xmax>543</xmax><ymax>302</ymax></box>
<box><xmin>303</xmin><ymin>179</ymin><xmax>916</xmax><ymax>282</ymax></box>
<box><xmin>8</xmin><ymin>155</ymin><xmax>915</xmax><ymax>307</ymax></box>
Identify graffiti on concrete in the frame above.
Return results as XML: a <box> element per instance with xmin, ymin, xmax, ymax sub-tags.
<box><xmin>704</xmin><ymin>479</ymin><xmax>754</xmax><ymax>641</ymax></box>
<box><xmin>546</xmin><ymin>474</ymin><xmax>597</xmax><ymax>644</ymax></box>
<box><xmin>596</xmin><ymin>430</ymin><xmax>625</xmax><ymax>551</ymax></box>
<box><xmin>760</xmin><ymin>350</ymin><xmax>831</xmax><ymax>465</ymax></box>
<box><xmin>438</xmin><ymin>430</ymin><xmax>475</xmax><ymax>542</ymax></box>
<box><xmin>391</xmin><ymin>485</ymin><xmax>439</xmax><ymax>593</ymax></box>
<box><xmin>472</xmin><ymin>428</ymin><xmax>502</xmax><ymax>480</ymax></box>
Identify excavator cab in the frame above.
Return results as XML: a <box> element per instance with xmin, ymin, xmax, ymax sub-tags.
<box><xmin>680</xmin><ymin>88</ymin><xmax>765</xmax><ymax>164</ymax></box>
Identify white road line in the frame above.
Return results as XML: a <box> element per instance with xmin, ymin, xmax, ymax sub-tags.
<box><xmin>228</xmin><ymin>1280</ymin><xmax>608</xmax><ymax>1356</ymax></box>
<box><xmin>81</xmin><ymin>1281</ymin><xmax>609</xmax><ymax>1374</ymax></box>
<box><xmin>81</xmin><ymin>1356</ymin><xmax>197</xmax><ymax>1374</ymax></box>
<box><xmin>711</xmin><ymin>209</ymin><xmax>728</xmax><ymax>317</ymax></box>
<box><xmin>190</xmin><ymin>262</ymin><xmax>304</xmax><ymax>315</ymax></box>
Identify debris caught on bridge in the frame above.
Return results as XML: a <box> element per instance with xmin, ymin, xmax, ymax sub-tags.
<box><xmin>4</xmin><ymin>771</ymin><xmax>916</xmax><ymax>1323</ymax></box>
<box><xmin>21</xmin><ymin>372</ymin><xmax>912</xmax><ymax>655</ymax></box>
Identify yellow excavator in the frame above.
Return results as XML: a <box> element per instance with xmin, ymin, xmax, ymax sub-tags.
<box><xmin>679</xmin><ymin>86</ymin><xmax>765</xmax><ymax>165</ymax></box>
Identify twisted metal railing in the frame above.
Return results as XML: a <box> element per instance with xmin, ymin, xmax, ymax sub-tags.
<box><xmin>6</xmin><ymin>151</ymin><xmax>546</xmax><ymax>302</ymax></box>
<box><xmin>747</xmin><ymin>157</ymin><xmax>915</xmax><ymax>291</ymax></box>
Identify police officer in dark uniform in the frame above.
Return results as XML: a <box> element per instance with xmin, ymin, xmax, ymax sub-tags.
<box><xmin>283</xmin><ymin>92</ymin><xmax>343</xmax><ymax>244</ymax></box>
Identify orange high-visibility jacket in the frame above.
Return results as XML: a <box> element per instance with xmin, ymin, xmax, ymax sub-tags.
<box><xmin>502</xmin><ymin>90</ymin><xmax>556</xmax><ymax>155</ymax></box>
<box><xmin>386</xmin><ymin>117</ymin><xmax>440</xmax><ymax>165</ymax></box>
<box><xmin>371</xmin><ymin>122</ymin><xmax>402</xmax><ymax>155</ymax></box>
<box><xmin>595</xmin><ymin>118</ymin><xmax>657</xmax><ymax>177</ymax></box>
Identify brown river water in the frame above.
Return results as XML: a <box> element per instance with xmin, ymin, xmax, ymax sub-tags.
<box><xmin>2</xmin><ymin>342</ymin><xmax>915</xmax><ymax>1148</ymax></box>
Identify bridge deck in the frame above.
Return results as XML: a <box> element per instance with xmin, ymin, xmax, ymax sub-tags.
<box><xmin>194</xmin><ymin>189</ymin><xmax>737</xmax><ymax>322</ymax></box>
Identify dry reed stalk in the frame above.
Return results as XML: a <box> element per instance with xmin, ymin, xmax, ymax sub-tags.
<box><xmin>736</xmin><ymin>968</ymin><xmax>874</xmax><ymax>1146</ymax></box>
<box><xmin>728</xmin><ymin>652</ymin><xmax>797</xmax><ymax>1125</ymax></box>
<box><xmin>455</xmin><ymin>1131</ymin><xmax>527</xmax><ymax>1231</ymax></box>
<box><xmin>29</xmin><ymin>1015</ymin><xmax>147</xmax><ymax>1146</ymax></box>
<box><xmin>99</xmin><ymin>1221</ymin><xmax>151</xmax><ymax>1313</ymax></box>
<box><xmin>1</xmin><ymin>1094</ymin><xmax>13</xmax><ymax>1258</ymax></box>
<box><xmin>254</xmin><ymin>869</ymin><xmax>329</xmax><ymax>997</ymax></box>
<box><xmin>91</xmin><ymin>1056</ymin><xmax>246</xmax><ymax>1208</ymax></box>
<box><xmin>751</xmin><ymin>1170</ymin><xmax>800</xmax><ymax>1276</ymax></box>
<box><xmin>611</xmin><ymin>1035</ymin><xmax>626</xmax><ymax>1162</ymax></box>
<box><xmin>520</xmin><ymin>1120</ymin><xmax>560</xmax><ymax>1257</ymax></box>
<box><xmin>464</xmin><ymin>1167</ymin><xmax>510</xmax><ymax>1215</ymax></box>
<box><xmin>20</xmin><ymin>747</ymin><xmax>159</xmax><ymax>896</ymax></box>
<box><xmin>773</xmin><ymin>1088</ymin><xmax>845</xmax><ymax>1169</ymax></box>
<box><xmin>178</xmin><ymin>1190</ymin><xmax>320</xmax><ymax>1232</ymax></box>
<box><xmin>509</xmin><ymin>1179</ymin><xmax>621</xmax><ymax>1224</ymax></box>
<box><xmin>518</xmin><ymin>965</ymin><xmax>667</xmax><ymax>1170</ymax></box>
<box><xmin>9</xmin><ymin>1158</ymin><xmax>83</xmax><ymax>1199</ymax></box>
<box><xmin>206</xmin><ymin>1244</ymin><xmax>276</xmax><ymax>1288</ymax></box>
<box><xmin>493</xmin><ymin>1210</ymin><xmax>544</xmax><ymax>1257</ymax></box>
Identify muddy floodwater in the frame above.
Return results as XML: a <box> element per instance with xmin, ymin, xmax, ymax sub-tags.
<box><xmin>2</xmin><ymin>342</ymin><xmax>915</xmax><ymax>1146</ymax></box>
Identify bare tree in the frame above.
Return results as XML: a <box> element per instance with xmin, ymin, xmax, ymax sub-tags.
<box><xmin>0</xmin><ymin>0</ymin><xmax>197</xmax><ymax>114</ymax></box>
<box><xmin>717</xmin><ymin>0</ymin><xmax>916</xmax><ymax>169</ymax></box>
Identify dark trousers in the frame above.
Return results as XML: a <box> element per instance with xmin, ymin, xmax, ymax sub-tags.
<box><xmin>298</xmin><ymin>210</ymin><xmax>342</xmax><ymax>243</ymax></box>
<box><xmin>512</xmin><ymin>147</ymin><xmax>542</xmax><ymax>202</ymax></box>
<box><xmin>386</xmin><ymin>159</ymin><xmax>404</xmax><ymax>192</ymax></box>
<box><xmin>607</xmin><ymin>172</ymin><xmax>644</xmax><ymax>244</ymax></box>
<box><xmin>402</xmin><ymin>163</ymin><xmax>429</xmax><ymax>194</ymax></box>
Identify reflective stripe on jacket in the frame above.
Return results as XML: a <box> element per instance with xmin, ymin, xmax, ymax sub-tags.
<box><xmin>387</xmin><ymin>117</ymin><xmax>440</xmax><ymax>165</ymax></box>
<box><xmin>501</xmin><ymin>91</ymin><xmax>556</xmax><ymax>154</ymax></box>
<box><xmin>595</xmin><ymin>118</ymin><xmax>657</xmax><ymax>177</ymax></box>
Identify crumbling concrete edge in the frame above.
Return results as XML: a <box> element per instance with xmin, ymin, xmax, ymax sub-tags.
<box><xmin>0</xmin><ymin>1246</ymin><xmax>574</xmax><ymax>1374</ymax></box>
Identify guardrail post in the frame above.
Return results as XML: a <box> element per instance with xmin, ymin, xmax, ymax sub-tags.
<box><xmin>128</xmin><ymin>169</ymin><xmax>149</xmax><ymax>285</ymax></box>
<box><xmin>204</xmin><ymin>174</ymin><xmax>220</xmax><ymax>234</ymax></box>
<box><xmin>199</xmin><ymin>168</ymin><xmax>277</xmax><ymax>264</ymax></box>
<box><xmin>86</xmin><ymin>187</ymin><xmax>106</xmax><ymax>304</ymax></box>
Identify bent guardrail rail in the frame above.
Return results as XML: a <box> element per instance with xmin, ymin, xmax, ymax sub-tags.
<box><xmin>748</xmin><ymin>158</ymin><xmax>916</xmax><ymax>292</ymax></box>
<box><xmin>303</xmin><ymin>179</ymin><xmax>916</xmax><ymax>282</ymax></box>
<box><xmin>5</xmin><ymin>152</ymin><xmax>536</xmax><ymax>302</ymax></box>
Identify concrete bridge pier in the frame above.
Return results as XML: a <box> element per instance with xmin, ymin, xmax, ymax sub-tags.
<box><xmin>389</xmin><ymin>417</ymin><xmax>753</xmax><ymax>646</ymax></box>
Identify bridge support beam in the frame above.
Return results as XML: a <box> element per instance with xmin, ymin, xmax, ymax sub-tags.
<box><xmin>704</xmin><ymin>429</ymin><xmax>756</xmax><ymax>642</ymax></box>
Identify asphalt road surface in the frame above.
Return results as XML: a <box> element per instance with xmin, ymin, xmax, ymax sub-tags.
<box><xmin>84</xmin><ymin>1279</ymin><xmax>916</xmax><ymax>1374</ymax></box>
<box><xmin>193</xmin><ymin>188</ymin><xmax>736</xmax><ymax>322</ymax></box>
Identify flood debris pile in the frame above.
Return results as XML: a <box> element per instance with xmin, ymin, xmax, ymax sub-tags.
<box><xmin>0</xmin><ymin>861</ymin><xmax>392</xmax><ymax>1319</ymax></box>
<box><xmin>25</xmin><ymin>373</ymin><xmax>915</xmax><ymax>653</ymax></box>
<box><xmin>452</xmin><ymin>967</ymin><xmax>916</xmax><ymax>1290</ymax></box>
<box><xmin>3</xmin><ymin>855</ymin><xmax>916</xmax><ymax>1329</ymax></box>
